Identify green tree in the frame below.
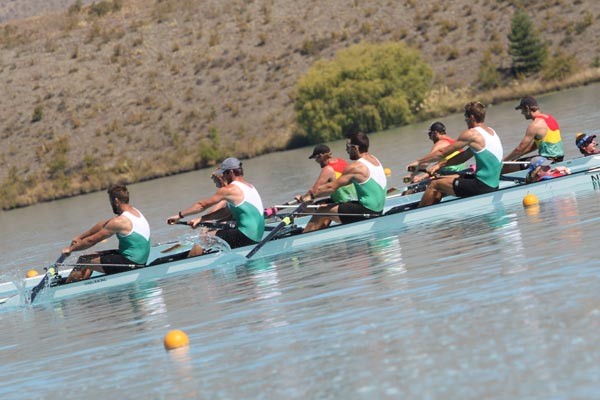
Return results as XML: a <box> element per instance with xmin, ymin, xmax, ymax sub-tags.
<box><xmin>295</xmin><ymin>42</ymin><xmax>433</xmax><ymax>142</ymax></box>
<box><xmin>508</xmin><ymin>10</ymin><xmax>547</xmax><ymax>77</ymax></box>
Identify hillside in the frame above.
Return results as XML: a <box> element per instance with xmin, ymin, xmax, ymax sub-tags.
<box><xmin>1</xmin><ymin>0</ymin><xmax>600</xmax><ymax>208</ymax></box>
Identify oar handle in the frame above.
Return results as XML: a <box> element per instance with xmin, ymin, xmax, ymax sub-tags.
<box><xmin>263</xmin><ymin>199</ymin><xmax>300</xmax><ymax>217</ymax></box>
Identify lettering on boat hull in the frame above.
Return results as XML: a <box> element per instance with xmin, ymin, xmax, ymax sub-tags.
<box><xmin>591</xmin><ymin>173</ymin><xmax>600</xmax><ymax>190</ymax></box>
<box><xmin>84</xmin><ymin>278</ymin><xmax>107</xmax><ymax>285</ymax></box>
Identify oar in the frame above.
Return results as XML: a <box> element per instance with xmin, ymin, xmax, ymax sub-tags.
<box><xmin>294</xmin><ymin>211</ymin><xmax>379</xmax><ymax>218</ymax></box>
<box><xmin>29</xmin><ymin>253</ymin><xmax>68</xmax><ymax>303</ymax></box>
<box><xmin>246</xmin><ymin>202</ymin><xmax>306</xmax><ymax>259</ymax></box>
<box><xmin>263</xmin><ymin>199</ymin><xmax>300</xmax><ymax>217</ymax></box>
<box><xmin>273</xmin><ymin>204</ymin><xmax>321</xmax><ymax>209</ymax></box>
<box><xmin>503</xmin><ymin>160</ymin><xmax>531</xmax><ymax>165</ymax></box>
<box><xmin>176</xmin><ymin>220</ymin><xmax>236</xmax><ymax>229</ymax></box>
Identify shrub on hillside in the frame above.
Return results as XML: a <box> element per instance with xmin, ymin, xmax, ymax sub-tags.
<box><xmin>295</xmin><ymin>42</ymin><xmax>433</xmax><ymax>142</ymax></box>
<box><xmin>31</xmin><ymin>105</ymin><xmax>43</xmax><ymax>123</ymax></box>
<box><xmin>89</xmin><ymin>0</ymin><xmax>122</xmax><ymax>17</ymax></box>
<box><xmin>541</xmin><ymin>51</ymin><xmax>578</xmax><ymax>81</ymax></box>
<box><xmin>477</xmin><ymin>50</ymin><xmax>502</xmax><ymax>90</ymax></box>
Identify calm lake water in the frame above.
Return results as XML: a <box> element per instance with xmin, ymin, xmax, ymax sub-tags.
<box><xmin>1</xmin><ymin>84</ymin><xmax>600</xmax><ymax>399</ymax></box>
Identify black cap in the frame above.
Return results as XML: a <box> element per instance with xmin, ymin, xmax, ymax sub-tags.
<box><xmin>308</xmin><ymin>144</ymin><xmax>331</xmax><ymax>159</ymax></box>
<box><xmin>428</xmin><ymin>122</ymin><xmax>446</xmax><ymax>133</ymax></box>
<box><xmin>515</xmin><ymin>96</ymin><xmax>538</xmax><ymax>110</ymax></box>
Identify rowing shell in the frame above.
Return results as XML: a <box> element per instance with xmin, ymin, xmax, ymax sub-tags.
<box><xmin>2</xmin><ymin>155</ymin><xmax>600</xmax><ymax>305</ymax></box>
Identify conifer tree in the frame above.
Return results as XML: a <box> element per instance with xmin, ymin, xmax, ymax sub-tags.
<box><xmin>508</xmin><ymin>10</ymin><xmax>547</xmax><ymax>77</ymax></box>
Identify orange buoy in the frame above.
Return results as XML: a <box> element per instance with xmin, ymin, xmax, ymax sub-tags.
<box><xmin>26</xmin><ymin>269</ymin><xmax>39</xmax><ymax>278</ymax></box>
<box><xmin>522</xmin><ymin>193</ymin><xmax>539</xmax><ymax>207</ymax></box>
<box><xmin>164</xmin><ymin>329</ymin><xmax>189</xmax><ymax>350</ymax></box>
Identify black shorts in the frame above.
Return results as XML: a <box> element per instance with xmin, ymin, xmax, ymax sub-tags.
<box><xmin>337</xmin><ymin>201</ymin><xmax>381</xmax><ymax>224</ymax></box>
<box><xmin>452</xmin><ymin>176</ymin><xmax>497</xmax><ymax>198</ymax></box>
<box><xmin>97</xmin><ymin>250</ymin><xmax>141</xmax><ymax>274</ymax></box>
<box><xmin>216</xmin><ymin>229</ymin><xmax>257</xmax><ymax>249</ymax></box>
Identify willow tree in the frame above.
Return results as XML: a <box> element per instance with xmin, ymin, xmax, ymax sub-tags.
<box><xmin>295</xmin><ymin>42</ymin><xmax>433</xmax><ymax>143</ymax></box>
<box><xmin>508</xmin><ymin>10</ymin><xmax>547</xmax><ymax>77</ymax></box>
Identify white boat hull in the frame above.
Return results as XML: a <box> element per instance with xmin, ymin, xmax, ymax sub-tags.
<box><xmin>3</xmin><ymin>156</ymin><xmax>600</xmax><ymax>305</ymax></box>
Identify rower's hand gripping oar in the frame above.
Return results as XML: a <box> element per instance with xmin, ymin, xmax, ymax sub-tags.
<box><xmin>246</xmin><ymin>202</ymin><xmax>306</xmax><ymax>259</ymax></box>
<box><xmin>29</xmin><ymin>253</ymin><xmax>68</xmax><ymax>303</ymax></box>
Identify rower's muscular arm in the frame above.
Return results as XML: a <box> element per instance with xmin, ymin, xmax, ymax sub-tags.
<box><xmin>313</xmin><ymin>163</ymin><xmax>362</xmax><ymax>198</ymax></box>
<box><xmin>64</xmin><ymin>218</ymin><xmax>118</xmax><ymax>255</ymax></box>
<box><xmin>199</xmin><ymin>201</ymin><xmax>231</xmax><ymax>221</ymax></box>
<box><xmin>445</xmin><ymin>148</ymin><xmax>473</xmax><ymax>166</ymax></box>
<box><xmin>168</xmin><ymin>186</ymin><xmax>236</xmax><ymax>224</ymax></box>
<box><xmin>72</xmin><ymin>220</ymin><xmax>109</xmax><ymax>242</ymax></box>
<box><xmin>412</xmin><ymin>132</ymin><xmax>471</xmax><ymax>168</ymax></box>
<box><xmin>307</xmin><ymin>166</ymin><xmax>334</xmax><ymax>197</ymax></box>
<box><xmin>424</xmin><ymin>130</ymin><xmax>477</xmax><ymax>175</ymax></box>
<box><xmin>504</xmin><ymin>126</ymin><xmax>538</xmax><ymax>161</ymax></box>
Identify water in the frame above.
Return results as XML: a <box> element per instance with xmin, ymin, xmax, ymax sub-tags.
<box><xmin>2</xmin><ymin>85</ymin><xmax>600</xmax><ymax>398</ymax></box>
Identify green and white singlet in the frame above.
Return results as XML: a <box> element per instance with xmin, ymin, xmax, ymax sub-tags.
<box><xmin>228</xmin><ymin>181</ymin><xmax>265</xmax><ymax>242</ymax></box>
<box><xmin>353</xmin><ymin>157</ymin><xmax>387</xmax><ymax>212</ymax></box>
<box><xmin>472</xmin><ymin>126</ymin><xmax>503</xmax><ymax>188</ymax></box>
<box><xmin>117</xmin><ymin>209</ymin><xmax>151</xmax><ymax>265</ymax></box>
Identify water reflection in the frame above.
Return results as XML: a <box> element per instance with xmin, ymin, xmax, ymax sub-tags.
<box><xmin>167</xmin><ymin>347</ymin><xmax>201</xmax><ymax>399</ymax></box>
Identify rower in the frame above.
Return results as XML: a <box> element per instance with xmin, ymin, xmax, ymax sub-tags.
<box><xmin>407</xmin><ymin>101</ymin><xmax>503</xmax><ymax>207</ymax></box>
<box><xmin>503</xmin><ymin>96</ymin><xmax>564</xmax><ymax>173</ymax></box>
<box><xmin>575</xmin><ymin>133</ymin><xmax>600</xmax><ymax>156</ymax></box>
<box><xmin>167</xmin><ymin>157</ymin><xmax>265</xmax><ymax>256</ymax></box>
<box><xmin>525</xmin><ymin>156</ymin><xmax>570</xmax><ymax>183</ymax></box>
<box><xmin>299</xmin><ymin>132</ymin><xmax>387</xmax><ymax>233</ymax></box>
<box><xmin>297</xmin><ymin>143</ymin><xmax>357</xmax><ymax>208</ymax></box>
<box><xmin>63</xmin><ymin>185</ymin><xmax>151</xmax><ymax>283</ymax></box>
<box><xmin>405</xmin><ymin>121</ymin><xmax>466</xmax><ymax>185</ymax></box>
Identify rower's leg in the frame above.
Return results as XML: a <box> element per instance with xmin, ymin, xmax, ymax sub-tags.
<box><xmin>65</xmin><ymin>254</ymin><xmax>100</xmax><ymax>283</ymax></box>
<box><xmin>418</xmin><ymin>176</ymin><xmax>456</xmax><ymax>207</ymax></box>
<box><xmin>418</xmin><ymin>186</ymin><xmax>440</xmax><ymax>208</ymax></box>
<box><xmin>187</xmin><ymin>244</ymin><xmax>204</xmax><ymax>257</ymax></box>
<box><xmin>302</xmin><ymin>216</ymin><xmax>324</xmax><ymax>233</ymax></box>
<box><xmin>302</xmin><ymin>204</ymin><xmax>339</xmax><ymax>233</ymax></box>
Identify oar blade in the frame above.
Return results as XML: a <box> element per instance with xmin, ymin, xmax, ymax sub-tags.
<box><xmin>29</xmin><ymin>253</ymin><xmax>68</xmax><ymax>304</ymax></box>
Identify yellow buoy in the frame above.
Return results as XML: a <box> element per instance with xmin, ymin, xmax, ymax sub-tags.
<box><xmin>522</xmin><ymin>193</ymin><xmax>539</xmax><ymax>207</ymax></box>
<box><xmin>164</xmin><ymin>329</ymin><xmax>189</xmax><ymax>350</ymax></box>
<box><xmin>384</xmin><ymin>167</ymin><xmax>391</xmax><ymax>177</ymax></box>
<box><xmin>26</xmin><ymin>269</ymin><xmax>39</xmax><ymax>278</ymax></box>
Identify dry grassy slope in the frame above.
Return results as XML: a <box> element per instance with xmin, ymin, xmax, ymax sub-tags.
<box><xmin>0</xmin><ymin>0</ymin><xmax>95</xmax><ymax>23</ymax></box>
<box><xmin>0</xmin><ymin>0</ymin><xmax>599</xmax><ymax>196</ymax></box>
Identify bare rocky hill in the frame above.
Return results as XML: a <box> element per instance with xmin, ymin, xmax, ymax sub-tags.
<box><xmin>1</xmin><ymin>0</ymin><xmax>599</xmax><ymax>208</ymax></box>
